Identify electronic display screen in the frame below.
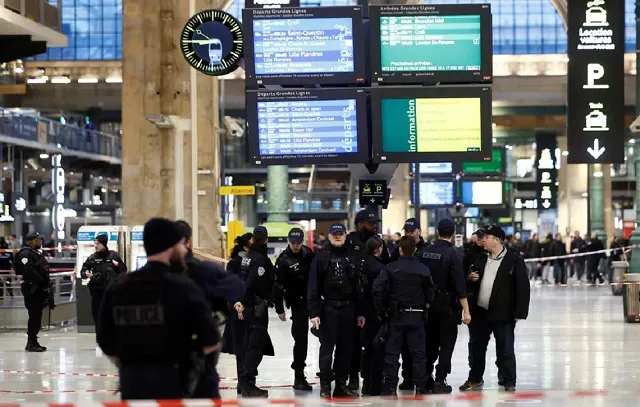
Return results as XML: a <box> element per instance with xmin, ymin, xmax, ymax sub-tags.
<box><xmin>419</xmin><ymin>181</ymin><xmax>455</xmax><ymax>206</ymax></box>
<box><xmin>246</xmin><ymin>88</ymin><xmax>369</xmax><ymax>165</ymax></box>
<box><xmin>243</xmin><ymin>7</ymin><xmax>366</xmax><ymax>87</ymax></box>
<box><xmin>371</xmin><ymin>86</ymin><xmax>492</xmax><ymax>163</ymax></box>
<box><xmin>462</xmin><ymin>148</ymin><xmax>504</xmax><ymax>174</ymax></box>
<box><xmin>419</xmin><ymin>162</ymin><xmax>453</xmax><ymax>174</ymax></box>
<box><xmin>461</xmin><ymin>181</ymin><xmax>503</xmax><ymax>205</ymax></box>
<box><xmin>369</xmin><ymin>4</ymin><xmax>492</xmax><ymax>85</ymax></box>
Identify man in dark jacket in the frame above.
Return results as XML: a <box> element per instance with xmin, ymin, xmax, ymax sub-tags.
<box><xmin>524</xmin><ymin>233</ymin><xmax>541</xmax><ymax>281</ymax></box>
<box><xmin>586</xmin><ymin>232</ymin><xmax>606</xmax><ymax>285</ymax></box>
<box><xmin>550</xmin><ymin>233</ymin><xmax>567</xmax><ymax>285</ymax></box>
<box><xmin>570</xmin><ymin>231</ymin><xmax>587</xmax><ymax>282</ymax></box>
<box><xmin>459</xmin><ymin>225</ymin><xmax>530</xmax><ymax>393</ymax></box>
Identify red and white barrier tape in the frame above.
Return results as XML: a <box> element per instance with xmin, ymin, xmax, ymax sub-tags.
<box><xmin>0</xmin><ymin>370</ymin><xmax>118</xmax><ymax>378</ymax></box>
<box><xmin>523</xmin><ymin>244</ymin><xmax>637</xmax><ymax>263</ymax></box>
<box><xmin>193</xmin><ymin>249</ymin><xmax>229</xmax><ymax>265</ymax></box>
<box><xmin>0</xmin><ymin>268</ymin><xmax>75</xmax><ymax>275</ymax></box>
<box><xmin>0</xmin><ymin>246</ymin><xmax>77</xmax><ymax>253</ymax></box>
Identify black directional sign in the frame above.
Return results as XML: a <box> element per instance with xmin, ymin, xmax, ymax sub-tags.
<box><xmin>567</xmin><ymin>0</ymin><xmax>625</xmax><ymax>164</ymax></box>
<box><xmin>535</xmin><ymin>131</ymin><xmax>558</xmax><ymax>211</ymax></box>
<box><xmin>359</xmin><ymin>180</ymin><xmax>388</xmax><ymax>206</ymax></box>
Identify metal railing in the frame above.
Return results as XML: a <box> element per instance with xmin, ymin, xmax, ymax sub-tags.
<box><xmin>3</xmin><ymin>0</ymin><xmax>62</xmax><ymax>32</ymax></box>
<box><xmin>0</xmin><ymin>107</ymin><xmax>121</xmax><ymax>159</ymax></box>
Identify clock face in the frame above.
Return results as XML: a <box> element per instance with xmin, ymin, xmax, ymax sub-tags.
<box><xmin>180</xmin><ymin>9</ymin><xmax>244</xmax><ymax>76</ymax></box>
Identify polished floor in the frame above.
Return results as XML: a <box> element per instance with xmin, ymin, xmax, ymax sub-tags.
<box><xmin>0</xmin><ymin>285</ymin><xmax>639</xmax><ymax>406</ymax></box>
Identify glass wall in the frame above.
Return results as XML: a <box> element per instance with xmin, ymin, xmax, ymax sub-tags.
<box><xmin>33</xmin><ymin>0</ymin><xmax>122</xmax><ymax>61</ymax></box>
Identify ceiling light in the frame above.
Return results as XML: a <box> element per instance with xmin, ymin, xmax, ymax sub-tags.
<box><xmin>582</xmin><ymin>192</ymin><xmax>588</xmax><ymax>197</ymax></box>
<box><xmin>39</xmin><ymin>153</ymin><xmax>49</xmax><ymax>159</ymax></box>
<box><xmin>492</xmin><ymin>137</ymin><xmax>497</xmax><ymax>143</ymax></box>
<box><xmin>105</xmin><ymin>77</ymin><xmax>123</xmax><ymax>83</ymax></box>
<box><xmin>27</xmin><ymin>76</ymin><xmax>48</xmax><ymax>84</ymax></box>
<box><xmin>101</xmin><ymin>188</ymin><xmax>107</xmax><ymax>193</ymax></box>
<box><xmin>562</xmin><ymin>151</ymin><xmax>569</xmax><ymax>156</ymax></box>
<box><xmin>78</xmin><ymin>77</ymin><xmax>99</xmax><ymax>84</ymax></box>
<box><xmin>291</xmin><ymin>179</ymin><xmax>300</xmax><ymax>184</ymax></box>
<box><xmin>630</xmin><ymin>139</ymin><xmax>636</xmax><ymax>144</ymax></box>
<box><xmin>51</xmin><ymin>76</ymin><xmax>71</xmax><ymax>84</ymax></box>
<box><xmin>593</xmin><ymin>171</ymin><xmax>604</xmax><ymax>178</ymax></box>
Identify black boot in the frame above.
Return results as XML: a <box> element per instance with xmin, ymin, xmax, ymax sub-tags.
<box><xmin>320</xmin><ymin>381</ymin><xmax>332</xmax><ymax>398</ymax></box>
<box><xmin>241</xmin><ymin>382</ymin><xmax>268</xmax><ymax>398</ymax></box>
<box><xmin>347</xmin><ymin>374</ymin><xmax>360</xmax><ymax>391</ymax></box>
<box><xmin>25</xmin><ymin>339</ymin><xmax>46</xmax><ymax>352</ymax></box>
<box><xmin>415</xmin><ymin>385</ymin><xmax>429</xmax><ymax>395</ymax></box>
<box><xmin>426</xmin><ymin>376</ymin><xmax>435</xmax><ymax>393</ymax></box>
<box><xmin>432</xmin><ymin>380</ymin><xmax>453</xmax><ymax>394</ymax></box>
<box><xmin>381</xmin><ymin>382</ymin><xmax>398</xmax><ymax>398</ymax></box>
<box><xmin>293</xmin><ymin>373</ymin><xmax>312</xmax><ymax>391</ymax></box>
<box><xmin>398</xmin><ymin>380</ymin><xmax>414</xmax><ymax>391</ymax></box>
<box><xmin>333</xmin><ymin>380</ymin><xmax>358</xmax><ymax>398</ymax></box>
<box><xmin>361</xmin><ymin>380</ymin><xmax>371</xmax><ymax>396</ymax></box>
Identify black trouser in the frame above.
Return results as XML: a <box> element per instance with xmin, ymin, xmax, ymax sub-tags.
<box><xmin>426</xmin><ymin>309</ymin><xmax>458</xmax><ymax>382</ymax></box>
<box><xmin>574</xmin><ymin>261</ymin><xmax>585</xmax><ymax>280</ymax></box>
<box><xmin>467</xmin><ymin>307</ymin><xmax>517</xmax><ymax>387</ymax></box>
<box><xmin>383</xmin><ymin>313</ymin><xmax>427</xmax><ymax>387</ymax></box>
<box><xmin>361</xmin><ymin>315</ymin><xmax>384</xmax><ymax>388</ymax></box>
<box><xmin>318</xmin><ymin>301</ymin><xmax>356</xmax><ymax>383</ymax></box>
<box><xmin>193</xmin><ymin>353</ymin><xmax>221</xmax><ymax>399</ymax></box>
<box><xmin>242</xmin><ymin>307</ymin><xmax>269</xmax><ymax>383</ymax></box>
<box><xmin>400</xmin><ymin>343</ymin><xmax>413</xmax><ymax>383</ymax></box>
<box><xmin>587</xmin><ymin>264</ymin><xmax>604</xmax><ymax>284</ymax></box>
<box><xmin>229</xmin><ymin>309</ymin><xmax>246</xmax><ymax>387</ymax></box>
<box><xmin>351</xmin><ymin>324</ymin><xmax>363</xmax><ymax>379</ymax></box>
<box><xmin>120</xmin><ymin>364</ymin><xmax>183</xmax><ymax>400</ymax></box>
<box><xmin>90</xmin><ymin>288</ymin><xmax>105</xmax><ymax>326</ymax></box>
<box><xmin>290</xmin><ymin>299</ymin><xmax>309</xmax><ymax>374</ymax></box>
<box><xmin>21</xmin><ymin>283</ymin><xmax>46</xmax><ymax>342</ymax></box>
<box><xmin>553</xmin><ymin>262</ymin><xmax>566</xmax><ymax>285</ymax></box>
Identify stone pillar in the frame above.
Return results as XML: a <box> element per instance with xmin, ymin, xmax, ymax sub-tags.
<box><xmin>589</xmin><ymin>163</ymin><xmax>606</xmax><ymax>240</ymax></box>
<box><xmin>121</xmin><ymin>0</ymin><xmax>225</xmax><ymax>255</ymax></box>
<box><xmin>267</xmin><ymin>165</ymin><xmax>289</xmax><ymax>222</ymax></box>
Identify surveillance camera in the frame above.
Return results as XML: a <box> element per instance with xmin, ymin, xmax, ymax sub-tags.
<box><xmin>145</xmin><ymin>114</ymin><xmax>174</xmax><ymax>129</ymax></box>
<box><xmin>223</xmin><ymin>116</ymin><xmax>245</xmax><ymax>138</ymax></box>
<box><xmin>630</xmin><ymin>116</ymin><xmax>640</xmax><ymax>133</ymax></box>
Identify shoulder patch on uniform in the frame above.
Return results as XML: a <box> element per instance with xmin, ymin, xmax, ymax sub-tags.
<box><xmin>258</xmin><ymin>266</ymin><xmax>265</xmax><ymax>277</ymax></box>
<box><xmin>21</xmin><ymin>258</ymin><xmax>28</xmax><ymax>265</ymax></box>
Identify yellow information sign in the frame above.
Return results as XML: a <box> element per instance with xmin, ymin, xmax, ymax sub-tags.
<box><xmin>219</xmin><ymin>185</ymin><xmax>256</xmax><ymax>196</ymax></box>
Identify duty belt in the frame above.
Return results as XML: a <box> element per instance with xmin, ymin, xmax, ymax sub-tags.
<box><xmin>403</xmin><ymin>307</ymin><xmax>425</xmax><ymax>312</ymax></box>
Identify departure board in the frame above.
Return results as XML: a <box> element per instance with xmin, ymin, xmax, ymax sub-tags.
<box><xmin>243</xmin><ymin>7</ymin><xmax>366</xmax><ymax>87</ymax></box>
<box><xmin>419</xmin><ymin>181</ymin><xmax>455</xmax><ymax>206</ymax></box>
<box><xmin>369</xmin><ymin>4</ymin><xmax>492</xmax><ymax>84</ymax></box>
<box><xmin>246</xmin><ymin>89</ymin><xmax>369</xmax><ymax>165</ymax></box>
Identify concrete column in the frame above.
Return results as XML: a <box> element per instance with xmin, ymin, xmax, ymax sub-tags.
<box><xmin>267</xmin><ymin>165</ymin><xmax>288</xmax><ymax>222</ymax></box>
<box><xmin>81</xmin><ymin>172</ymin><xmax>91</xmax><ymax>205</ymax></box>
<box><xmin>121</xmin><ymin>0</ymin><xmax>225</xmax><ymax>255</ymax></box>
<box><xmin>589</xmin><ymin>163</ymin><xmax>606</xmax><ymax>240</ymax></box>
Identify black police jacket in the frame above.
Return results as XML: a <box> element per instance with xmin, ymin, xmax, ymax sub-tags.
<box><xmin>240</xmin><ymin>244</ymin><xmax>281</xmax><ymax>313</ymax></box>
<box><xmin>185</xmin><ymin>250</ymin><xmax>246</xmax><ymax>312</ymax></box>
<box><xmin>347</xmin><ymin>230</ymin><xmax>390</xmax><ymax>264</ymax></box>
<box><xmin>390</xmin><ymin>237</ymin><xmax>427</xmax><ymax>263</ymax></box>
<box><xmin>468</xmin><ymin>249</ymin><xmax>530</xmax><ymax>322</ymax></box>
<box><xmin>81</xmin><ymin>249</ymin><xmax>127</xmax><ymax>290</ymax></box>
<box><xmin>585</xmin><ymin>238</ymin><xmax>606</xmax><ymax>270</ymax></box>
<box><xmin>15</xmin><ymin>246</ymin><xmax>50</xmax><ymax>290</ymax></box>
<box><xmin>226</xmin><ymin>252</ymin><xmax>245</xmax><ymax>276</ymax></box>
<box><xmin>361</xmin><ymin>254</ymin><xmax>385</xmax><ymax>318</ymax></box>
<box><xmin>97</xmin><ymin>261</ymin><xmax>220</xmax><ymax>365</ymax></box>
<box><xmin>308</xmin><ymin>241</ymin><xmax>363</xmax><ymax>319</ymax></box>
<box><xmin>371</xmin><ymin>255</ymin><xmax>435</xmax><ymax>317</ymax></box>
<box><xmin>419</xmin><ymin>239</ymin><xmax>467</xmax><ymax>312</ymax></box>
<box><xmin>274</xmin><ymin>245</ymin><xmax>314</xmax><ymax>309</ymax></box>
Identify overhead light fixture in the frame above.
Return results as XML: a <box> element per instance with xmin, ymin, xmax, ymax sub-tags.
<box><xmin>51</xmin><ymin>76</ymin><xmax>71</xmax><ymax>84</ymax></box>
<box><xmin>78</xmin><ymin>77</ymin><xmax>99</xmax><ymax>84</ymax></box>
<box><xmin>562</xmin><ymin>151</ymin><xmax>569</xmax><ymax>156</ymax></box>
<box><xmin>582</xmin><ymin>192</ymin><xmax>588</xmax><ymax>197</ymax></box>
<box><xmin>492</xmin><ymin>137</ymin><xmax>497</xmax><ymax>143</ymax></box>
<box><xmin>39</xmin><ymin>153</ymin><xmax>49</xmax><ymax>159</ymax></box>
<box><xmin>291</xmin><ymin>179</ymin><xmax>300</xmax><ymax>184</ymax></box>
<box><xmin>630</xmin><ymin>139</ymin><xmax>636</xmax><ymax>144</ymax></box>
<box><xmin>593</xmin><ymin>171</ymin><xmax>604</xmax><ymax>178</ymax></box>
<box><xmin>27</xmin><ymin>76</ymin><xmax>48</xmax><ymax>84</ymax></box>
<box><xmin>105</xmin><ymin>77</ymin><xmax>123</xmax><ymax>83</ymax></box>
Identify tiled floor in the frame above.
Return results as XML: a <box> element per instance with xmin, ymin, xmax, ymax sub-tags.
<box><xmin>0</xmin><ymin>285</ymin><xmax>639</xmax><ymax>406</ymax></box>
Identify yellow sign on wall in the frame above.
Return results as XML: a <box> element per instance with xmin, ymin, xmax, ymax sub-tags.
<box><xmin>219</xmin><ymin>185</ymin><xmax>256</xmax><ymax>196</ymax></box>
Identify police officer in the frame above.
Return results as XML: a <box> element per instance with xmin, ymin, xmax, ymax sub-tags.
<box><xmin>80</xmin><ymin>233</ymin><xmax>128</xmax><ymax>325</ymax></box>
<box><xmin>274</xmin><ymin>227</ymin><xmax>315</xmax><ymax>391</ymax></box>
<box><xmin>234</xmin><ymin>226</ymin><xmax>278</xmax><ymax>398</ymax></box>
<box><xmin>372</xmin><ymin>236</ymin><xmax>435</xmax><ymax>396</ymax></box>
<box><xmin>308</xmin><ymin>223</ymin><xmax>365</xmax><ymax>398</ymax></box>
<box><xmin>421</xmin><ymin>219</ymin><xmax>472</xmax><ymax>394</ymax></box>
<box><xmin>15</xmin><ymin>232</ymin><xmax>50</xmax><ymax>352</ymax></box>
<box><xmin>174</xmin><ymin>220</ymin><xmax>246</xmax><ymax>399</ymax></box>
<box><xmin>96</xmin><ymin>218</ymin><xmax>221</xmax><ymax>400</ymax></box>
<box><xmin>390</xmin><ymin>218</ymin><xmax>427</xmax><ymax>262</ymax></box>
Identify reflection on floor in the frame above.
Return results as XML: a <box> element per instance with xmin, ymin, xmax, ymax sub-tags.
<box><xmin>0</xmin><ymin>285</ymin><xmax>639</xmax><ymax>406</ymax></box>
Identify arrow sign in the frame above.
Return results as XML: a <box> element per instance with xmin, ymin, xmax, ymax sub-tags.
<box><xmin>542</xmin><ymin>199</ymin><xmax>551</xmax><ymax>209</ymax></box>
<box><xmin>587</xmin><ymin>138</ymin><xmax>605</xmax><ymax>159</ymax></box>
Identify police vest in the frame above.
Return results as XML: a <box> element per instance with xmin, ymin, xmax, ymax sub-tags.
<box><xmin>323</xmin><ymin>255</ymin><xmax>355</xmax><ymax>301</ymax></box>
<box><xmin>88</xmin><ymin>251</ymin><xmax>119</xmax><ymax>288</ymax></box>
<box><xmin>419</xmin><ymin>246</ymin><xmax>455</xmax><ymax>311</ymax></box>
<box><xmin>238</xmin><ymin>254</ymin><xmax>253</xmax><ymax>282</ymax></box>
<box><xmin>14</xmin><ymin>248</ymin><xmax>48</xmax><ymax>278</ymax></box>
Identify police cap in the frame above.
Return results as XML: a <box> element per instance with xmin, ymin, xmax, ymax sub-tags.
<box><xmin>328</xmin><ymin>223</ymin><xmax>347</xmax><ymax>235</ymax></box>
<box><xmin>483</xmin><ymin>225</ymin><xmax>506</xmax><ymax>240</ymax></box>
<box><xmin>472</xmin><ymin>227</ymin><xmax>487</xmax><ymax>237</ymax></box>
<box><xmin>403</xmin><ymin>218</ymin><xmax>420</xmax><ymax>232</ymax></box>
<box><xmin>288</xmin><ymin>227</ymin><xmax>304</xmax><ymax>243</ymax></box>
<box><xmin>355</xmin><ymin>210</ymin><xmax>378</xmax><ymax>224</ymax></box>
<box><xmin>25</xmin><ymin>232</ymin><xmax>42</xmax><ymax>242</ymax></box>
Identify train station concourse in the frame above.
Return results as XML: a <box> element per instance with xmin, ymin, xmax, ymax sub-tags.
<box><xmin>1</xmin><ymin>0</ymin><xmax>640</xmax><ymax>406</ymax></box>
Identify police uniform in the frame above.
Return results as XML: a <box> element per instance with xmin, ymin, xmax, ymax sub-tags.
<box><xmin>274</xmin><ymin>228</ymin><xmax>315</xmax><ymax>390</ymax></box>
<box><xmin>15</xmin><ymin>232</ymin><xmax>51</xmax><ymax>352</ymax></box>
<box><xmin>96</xmin><ymin>218</ymin><xmax>220</xmax><ymax>400</ymax></box>
<box><xmin>421</xmin><ymin>219</ymin><xmax>468</xmax><ymax>393</ymax></box>
<box><xmin>308</xmin><ymin>223</ymin><xmax>362</xmax><ymax>398</ymax></box>
<box><xmin>372</xmin><ymin>251</ymin><xmax>435</xmax><ymax>396</ymax></box>
<box><xmin>80</xmin><ymin>234</ymin><xmax>127</xmax><ymax>325</ymax></box>
<box><xmin>238</xmin><ymin>226</ymin><xmax>277</xmax><ymax>398</ymax></box>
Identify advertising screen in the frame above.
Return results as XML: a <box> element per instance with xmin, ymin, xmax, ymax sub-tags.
<box><xmin>369</xmin><ymin>4</ymin><xmax>492</xmax><ymax>85</ymax></box>
<box><xmin>371</xmin><ymin>86</ymin><xmax>492</xmax><ymax>163</ymax></box>
<box><xmin>419</xmin><ymin>181</ymin><xmax>455</xmax><ymax>206</ymax></box>
<box><xmin>461</xmin><ymin>148</ymin><xmax>504</xmax><ymax>174</ymax></box>
<box><xmin>461</xmin><ymin>180</ymin><xmax>503</xmax><ymax>205</ymax></box>
<box><xmin>243</xmin><ymin>7</ymin><xmax>366</xmax><ymax>87</ymax></box>
<box><xmin>419</xmin><ymin>162</ymin><xmax>453</xmax><ymax>174</ymax></box>
<box><xmin>246</xmin><ymin>88</ymin><xmax>368</xmax><ymax>165</ymax></box>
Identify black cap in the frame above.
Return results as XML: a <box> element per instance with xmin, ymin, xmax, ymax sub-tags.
<box><xmin>329</xmin><ymin>223</ymin><xmax>347</xmax><ymax>234</ymax></box>
<box><xmin>253</xmin><ymin>225</ymin><xmax>268</xmax><ymax>240</ymax></box>
<box><xmin>483</xmin><ymin>225</ymin><xmax>506</xmax><ymax>240</ymax></box>
<box><xmin>472</xmin><ymin>227</ymin><xmax>487</xmax><ymax>237</ymax></box>
<box><xmin>403</xmin><ymin>218</ymin><xmax>420</xmax><ymax>232</ymax></box>
<box><xmin>143</xmin><ymin>218</ymin><xmax>184</xmax><ymax>256</ymax></box>
<box><xmin>437</xmin><ymin>218</ymin><xmax>456</xmax><ymax>234</ymax></box>
<box><xmin>95</xmin><ymin>234</ymin><xmax>109</xmax><ymax>248</ymax></box>
<box><xmin>25</xmin><ymin>232</ymin><xmax>42</xmax><ymax>242</ymax></box>
<box><xmin>355</xmin><ymin>210</ymin><xmax>378</xmax><ymax>224</ymax></box>
<box><xmin>288</xmin><ymin>227</ymin><xmax>304</xmax><ymax>243</ymax></box>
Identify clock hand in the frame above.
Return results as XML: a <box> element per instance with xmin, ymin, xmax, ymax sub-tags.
<box><xmin>196</xmin><ymin>29</ymin><xmax>211</xmax><ymax>40</ymax></box>
<box><xmin>182</xmin><ymin>39</ymin><xmax>219</xmax><ymax>45</ymax></box>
